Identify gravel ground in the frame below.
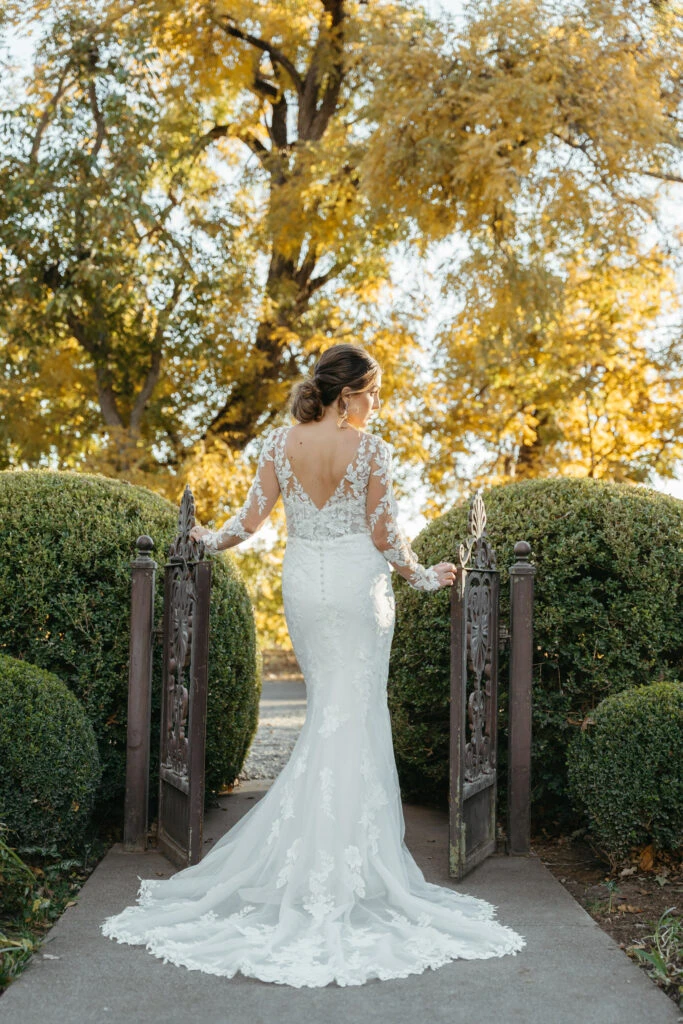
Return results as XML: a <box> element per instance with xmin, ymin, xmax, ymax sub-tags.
<box><xmin>237</xmin><ymin>677</ymin><xmax>306</xmax><ymax>781</ymax></box>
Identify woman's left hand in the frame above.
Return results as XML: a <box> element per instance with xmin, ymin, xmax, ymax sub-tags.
<box><xmin>190</xmin><ymin>524</ymin><xmax>211</xmax><ymax>543</ymax></box>
<box><xmin>432</xmin><ymin>562</ymin><xmax>457</xmax><ymax>588</ymax></box>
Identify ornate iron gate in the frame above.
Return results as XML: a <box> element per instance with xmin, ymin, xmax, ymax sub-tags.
<box><xmin>158</xmin><ymin>486</ymin><xmax>212</xmax><ymax>868</ymax></box>
<box><xmin>449</xmin><ymin>491</ymin><xmax>500</xmax><ymax>880</ymax></box>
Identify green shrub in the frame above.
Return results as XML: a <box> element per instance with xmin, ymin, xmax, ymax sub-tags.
<box><xmin>566</xmin><ymin>681</ymin><xmax>683</xmax><ymax>863</ymax></box>
<box><xmin>0</xmin><ymin>824</ymin><xmax>37</xmax><ymax>918</ymax></box>
<box><xmin>389</xmin><ymin>478</ymin><xmax>683</xmax><ymax>830</ymax></box>
<box><xmin>0</xmin><ymin>470</ymin><xmax>260</xmax><ymax>822</ymax></box>
<box><xmin>0</xmin><ymin>654</ymin><xmax>101</xmax><ymax>853</ymax></box>
<box><xmin>205</xmin><ymin>556</ymin><xmax>261</xmax><ymax>794</ymax></box>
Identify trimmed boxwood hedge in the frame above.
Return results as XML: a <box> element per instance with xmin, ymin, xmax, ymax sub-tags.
<box><xmin>0</xmin><ymin>470</ymin><xmax>260</xmax><ymax>823</ymax></box>
<box><xmin>567</xmin><ymin>681</ymin><xmax>683</xmax><ymax>863</ymax></box>
<box><xmin>389</xmin><ymin>478</ymin><xmax>683</xmax><ymax>830</ymax></box>
<box><xmin>0</xmin><ymin>653</ymin><xmax>101</xmax><ymax>853</ymax></box>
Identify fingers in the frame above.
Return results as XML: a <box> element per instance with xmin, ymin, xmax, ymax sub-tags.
<box><xmin>437</xmin><ymin>561</ymin><xmax>457</xmax><ymax>588</ymax></box>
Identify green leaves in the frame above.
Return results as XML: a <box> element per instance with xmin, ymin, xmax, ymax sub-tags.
<box><xmin>0</xmin><ymin>654</ymin><xmax>101</xmax><ymax>853</ymax></box>
<box><xmin>389</xmin><ymin>477</ymin><xmax>683</xmax><ymax>829</ymax></box>
<box><xmin>567</xmin><ymin>681</ymin><xmax>683</xmax><ymax>864</ymax></box>
<box><xmin>0</xmin><ymin>469</ymin><xmax>259</xmax><ymax>815</ymax></box>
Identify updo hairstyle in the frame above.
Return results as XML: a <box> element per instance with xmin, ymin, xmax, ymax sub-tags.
<box><xmin>290</xmin><ymin>344</ymin><xmax>380</xmax><ymax>424</ymax></box>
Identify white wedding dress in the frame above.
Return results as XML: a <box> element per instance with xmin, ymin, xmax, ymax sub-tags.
<box><xmin>101</xmin><ymin>424</ymin><xmax>526</xmax><ymax>987</ymax></box>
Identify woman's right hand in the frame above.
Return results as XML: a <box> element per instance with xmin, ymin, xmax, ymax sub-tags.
<box><xmin>432</xmin><ymin>561</ymin><xmax>457</xmax><ymax>588</ymax></box>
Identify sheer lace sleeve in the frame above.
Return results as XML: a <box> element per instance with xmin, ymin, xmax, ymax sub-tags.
<box><xmin>201</xmin><ymin>428</ymin><xmax>281</xmax><ymax>553</ymax></box>
<box><xmin>366</xmin><ymin>439</ymin><xmax>440</xmax><ymax>592</ymax></box>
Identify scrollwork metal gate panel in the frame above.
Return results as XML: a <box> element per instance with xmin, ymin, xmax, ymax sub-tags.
<box><xmin>449</xmin><ymin>491</ymin><xmax>500</xmax><ymax>880</ymax></box>
<box><xmin>158</xmin><ymin>486</ymin><xmax>211</xmax><ymax>868</ymax></box>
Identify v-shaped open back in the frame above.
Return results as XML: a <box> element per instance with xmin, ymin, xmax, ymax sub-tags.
<box><xmin>282</xmin><ymin>426</ymin><xmax>366</xmax><ymax>513</ymax></box>
<box><xmin>195</xmin><ymin>422</ymin><xmax>442</xmax><ymax>579</ymax></box>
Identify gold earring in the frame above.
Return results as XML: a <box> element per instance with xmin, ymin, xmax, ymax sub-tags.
<box><xmin>337</xmin><ymin>402</ymin><xmax>349</xmax><ymax>429</ymax></box>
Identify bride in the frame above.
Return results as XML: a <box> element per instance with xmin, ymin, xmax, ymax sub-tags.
<box><xmin>101</xmin><ymin>343</ymin><xmax>526</xmax><ymax>987</ymax></box>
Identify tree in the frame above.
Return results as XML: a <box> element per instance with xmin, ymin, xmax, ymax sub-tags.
<box><xmin>0</xmin><ymin>0</ymin><xmax>434</xmax><ymax>486</ymax></box>
<box><xmin>0</xmin><ymin>7</ymin><xmax>258</xmax><ymax>476</ymax></box>
<box><xmin>363</xmin><ymin>0</ymin><xmax>683</xmax><ymax>494</ymax></box>
<box><xmin>421</xmin><ymin>245</ymin><xmax>683</xmax><ymax>505</ymax></box>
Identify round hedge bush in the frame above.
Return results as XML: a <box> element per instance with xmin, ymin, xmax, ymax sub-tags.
<box><xmin>389</xmin><ymin>478</ymin><xmax>683</xmax><ymax>830</ymax></box>
<box><xmin>567</xmin><ymin>681</ymin><xmax>683</xmax><ymax>863</ymax></box>
<box><xmin>0</xmin><ymin>470</ymin><xmax>260</xmax><ymax>823</ymax></box>
<box><xmin>0</xmin><ymin>653</ymin><xmax>101</xmax><ymax>853</ymax></box>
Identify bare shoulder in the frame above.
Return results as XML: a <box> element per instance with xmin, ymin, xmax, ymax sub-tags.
<box><xmin>287</xmin><ymin>421</ymin><xmax>362</xmax><ymax>454</ymax></box>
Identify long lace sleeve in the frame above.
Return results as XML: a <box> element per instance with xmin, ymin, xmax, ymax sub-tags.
<box><xmin>201</xmin><ymin>428</ymin><xmax>281</xmax><ymax>553</ymax></box>
<box><xmin>366</xmin><ymin>439</ymin><xmax>440</xmax><ymax>592</ymax></box>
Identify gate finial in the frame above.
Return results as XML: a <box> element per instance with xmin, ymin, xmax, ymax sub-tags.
<box><xmin>168</xmin><ymin>485</ymin><xmax>205</xmax><ymax>562</ymax></box>
<box><xmin>458</xmin><ymin>490</ymin><xmax>497</xmax><ymax>570</ymax></box>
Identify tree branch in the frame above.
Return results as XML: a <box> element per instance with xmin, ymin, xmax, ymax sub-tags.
<box><xmin>234</xmin><ymin>129</ymin><xmax>270</xmax><ymax>165</ymax></box>
<box><xmin>87</xmin><ymin>77</ymin><xmax>106</xmax><ymax>161</ymax></box>
<box><xmin>308</xmin><ymin>263</ymin><xmax>345</xmax><ymax>293</ymax></box>
<box><xmin>95</xmin><ymin>376</ymin><xmax>125</xmax><ymax>429</ymax></box>
<box><xmin>269</xmin><ymin>89</ymin><xmax>289</xmax><ymax>150</ymax></box>
<box><xmin>254</xmin><ymin>75</ymin><xmax>279</xmax><ymax>100</ymax></box>
<box><xmin>129</xmin><ymin>346</ymin><xmax>162</xmax><ymax>431</ymax></box>
<box><xmin>637</xmin><ymin>168</ymin><xmax>683</xmax><ymax>184</ymax></box>
<box><xmin>129</xmin><ymin>280</ymin><xmax>182</xmax><ymax>430</ymax></box>
<box><xmin>63</xmin><ymin>307</ymin><xmax>124</xmax><ymax>429</ymax></box>
<box><xmin>299</xmin><ymin>0</ymin><xmax>345</xmax><ymax>141</ymax></box>
<box><xmin>177</xmin><ymin>122</ymin><xmax>271</xmax><ymax>169</ymax></box>
<box><xmin>550</xmin><ymin>129</ymin><xmax>622</xmax><ymax>198</ymax></box>
<box><xmin>29</xmin><ymin>66</ymin><xmax>71</xmax><ymax>164</ymax></box>
<box><xmin>213</xmin><ymin>15</ymin><xmax>304</xmax><ymax>96</ymax></box>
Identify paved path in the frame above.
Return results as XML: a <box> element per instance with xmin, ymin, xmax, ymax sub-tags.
<box><xmin>0</xmin><ymin>681</ymin><xmax>679</xmax><ymax>1024</ymax></box>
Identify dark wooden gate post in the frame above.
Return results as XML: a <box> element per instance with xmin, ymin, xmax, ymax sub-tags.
<box><xmin>449</xmin><ymin>491</ymin><xmax>500</xmax><ymax>880</ymax></box>
<box><xmin>124</xmin><ymin>535</ymin><xmax>157</xmax><ymax>852</ymax></box>
<box><xmin>157</xmin><ymin>486</ymin><xmax>212</xmax><ymax>868</ymax></box>
<box><xmin>507</xmin><ymin>540</ymin><xmax>535</xmax><ymax>855</ymax></box>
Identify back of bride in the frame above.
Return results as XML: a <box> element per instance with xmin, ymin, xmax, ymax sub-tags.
<box><xmin>101</xmin><ymin>343</ymin><xmax>526</xmax><ymax>988</ymax></box>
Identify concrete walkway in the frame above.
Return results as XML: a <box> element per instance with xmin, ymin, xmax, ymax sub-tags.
<box><xmin>0</xmin><ymin>683</ymin><xmax>679</xmax><ymax>1024</ymax></box>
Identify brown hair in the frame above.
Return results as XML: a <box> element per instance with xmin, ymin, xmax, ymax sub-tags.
<box><xmin>290</xmin><ymin>344</ymin><xmax>380</xmax><ymax>424</ymax></box>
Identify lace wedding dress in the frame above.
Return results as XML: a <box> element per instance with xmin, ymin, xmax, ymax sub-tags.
<box><xmin>101</xmin><ymin>425</ymin><xmax>526</xmax><ymax>987</ymax></box>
